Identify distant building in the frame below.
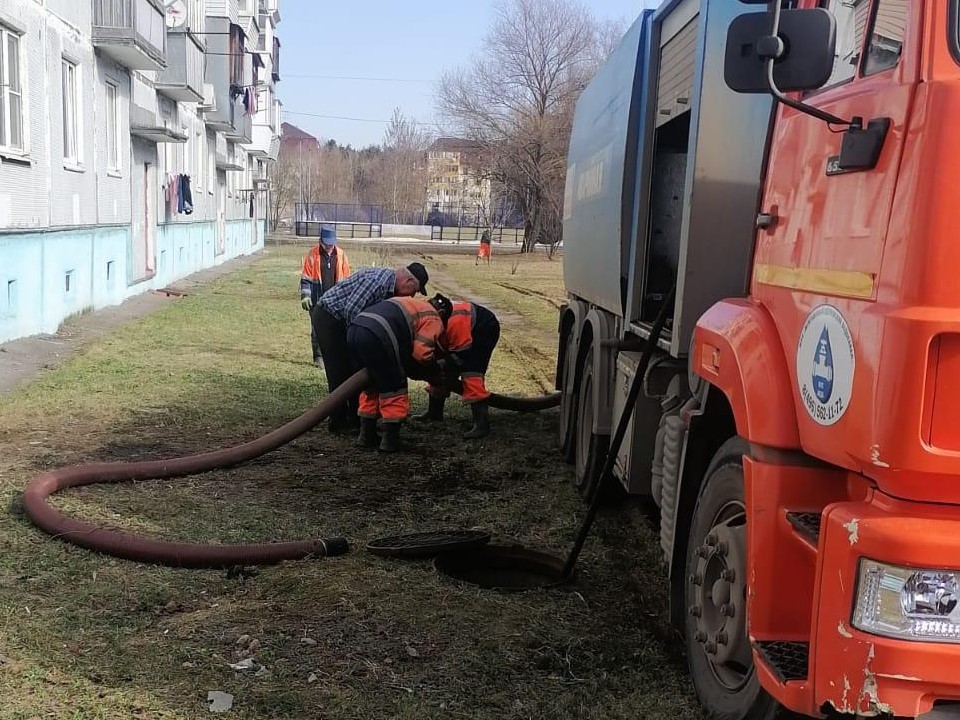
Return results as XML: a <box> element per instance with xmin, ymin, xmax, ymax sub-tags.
<box><xmin>0</xmin><ymin>0</ymin><xmax>284</xmax><ymax>344</ymax></box>
<box><xmin>426</xmin><ymin>138</ymin><xmax>491</xmax><ymax>212</ymax></box>
<box><xmin>279</xmin><ymin>122</ymin><xmax>320</xmax><ymax>159</ymax></box>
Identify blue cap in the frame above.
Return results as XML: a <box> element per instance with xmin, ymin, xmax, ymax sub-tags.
<box><xmin>320</xmin><ymin>226</ymin><xmax>337</xmax><ymax>246</ymax></box>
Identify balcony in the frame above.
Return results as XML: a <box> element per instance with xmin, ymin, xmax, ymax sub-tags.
<box><xmin>155</xmin><ymin>29</ymin><xmax>204</xmax><ymax>102</ymax></box>
<box><xmin>224</xmin><ymin>95</ymin><xmax>253</xmax><ymax>144</ymax></box>
<box><xmin>130</xmin><ymin>74</ymin><xmax>186</xmax><ymax>144</ymax></box>
<box><xmin>93</xmin><ymin>0</ymin><xmax>167</xmax><ymax>72</ymax></box>
<box><xmin>216</xmin><ymin>135</ymin><xmax>243</xmax><ymax>171</ymax></box>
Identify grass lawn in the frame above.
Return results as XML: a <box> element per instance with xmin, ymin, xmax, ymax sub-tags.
<box><xmin>0</xmin><ymin>244</ymin><xmax>701</xmax><ymax>719</ymax></box>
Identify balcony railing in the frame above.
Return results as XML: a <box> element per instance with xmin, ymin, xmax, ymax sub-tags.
<box><xmin>226</xmin><ymin>97</ymin><xmax>253</xmax><ymax>144</ymax></box>
<box><xmin>92</xmin><ymin>0</ymin><xmax>167</xmax><ymax>71</ymax></box>
<box><xmin>155</xmin><ymin>29</ymin><xmax>204</xmax><ymax>102</ymax></box>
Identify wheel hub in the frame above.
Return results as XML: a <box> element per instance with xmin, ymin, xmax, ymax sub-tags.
<box><xmin>688</xmin><ymin>517</ymin><xmax>751</xmax><ymax>689</ymax></box>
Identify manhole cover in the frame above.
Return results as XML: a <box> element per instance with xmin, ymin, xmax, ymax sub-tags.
<box><xmin>366</xmin><ymin>529</ymin><xmax>491</xmax><ymax>559</ymax></box>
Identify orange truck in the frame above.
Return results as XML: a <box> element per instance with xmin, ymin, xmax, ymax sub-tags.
<box><xmin>557</xmin><ymin>1</ymin><xmax>960</xmax><ymax>718</ymax></box>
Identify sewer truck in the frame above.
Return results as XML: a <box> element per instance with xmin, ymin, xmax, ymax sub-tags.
<box><xmin>556</xmin><ymin>0</ymin><xmax>960</xmax><ymax>718</ymax></box>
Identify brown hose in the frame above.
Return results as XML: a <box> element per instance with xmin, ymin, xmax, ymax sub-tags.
<box><xmin>21</xmin><ymin>371</ymin><xmax>370</xmax><ymax>569</ymax></box>
<box><xmin>21</xmin><ymin>368</ymin><xmax>558</xmax><ymax>569</ymax></box>
<box><xmin>488</xmin><ymin>391</ymin><xmax>561</xmax><ymax>412</ymax></box>
<box><xmin>447</xmin><ymin>380</ymin><xmax>562</xmax><ymax>412</ymax></box>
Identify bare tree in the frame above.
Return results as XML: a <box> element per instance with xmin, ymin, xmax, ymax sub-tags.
<box><xmin>438</xmin><ymin>0</ymin><xmax>619</xmax><ymax>252</ymax></box>
<box><xmin>373</xmin><ymin>108</ymin><xmax>431</xmax><ymax>223</ymax></box>
<box><xmin>269</xmin><ymin>149</ymin><xmax>299</xmax><ymax>231</ymax></box>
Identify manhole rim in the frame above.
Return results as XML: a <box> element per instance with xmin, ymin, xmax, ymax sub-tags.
<box><xmin>365</xmin><ymin>529</ymin><xmax>492</xmax><ymax>559</ymax></box>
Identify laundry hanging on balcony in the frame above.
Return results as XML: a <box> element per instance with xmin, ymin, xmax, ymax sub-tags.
<box><xmin>242</xmin><ymin>86</ymin><xmax>258</xmax><ymax>116</ymax></box>
<box><xmin>165</xmin><ymin>174</ymin><xmax>194</xmax><ymax>216</ymax></box>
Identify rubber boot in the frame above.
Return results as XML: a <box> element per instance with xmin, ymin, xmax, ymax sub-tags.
<box><xmin>379</xmin><ymin>422</ymin><xmax>402</xmax><ymax>453</ymax></box>
<box><xmin>415</xmin><ymin>394</ymin><xmax>446</xmax><ymax>422</ymax></box>
<box><xmin>356</xmin><ymin>418</ymin><xmax>379</xmax><ymax>449</ymax></box>
<box><xmin>463</xmin><ymin>401</ymin><xmax>491</xmax><ymax>440</ymax></box>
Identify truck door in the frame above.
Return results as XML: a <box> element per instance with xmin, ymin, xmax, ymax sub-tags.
<box><xmin>751</xmin><ymin>0</ymin><xmax>915</xmax><ymax>460</ymax></box>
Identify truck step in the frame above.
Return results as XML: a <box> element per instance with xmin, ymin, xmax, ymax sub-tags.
<box><xmin>786</xmin><ymin>511</ymin><xmax>822</xmax><ymax>547</ymax></box>
<box><xmin>755</xmin><ymin>641</ymin><xmax>809</xmax><ymax>683</ymax></box>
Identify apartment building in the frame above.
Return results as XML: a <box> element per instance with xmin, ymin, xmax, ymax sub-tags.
<box><xmin>425</xmin><ymin>137</ymin><xmax>491</xmax><ymax>211</ymax></box>
<box><xmin>0</xmin><ymin>0</ymin><xmax>283</xmax><ymax>344</ymax></box>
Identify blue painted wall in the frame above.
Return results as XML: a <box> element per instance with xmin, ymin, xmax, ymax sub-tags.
<box><xmin>0</xmin><ymin>218</ymin><xmax>264</xmax><ymax>344</ymax></box>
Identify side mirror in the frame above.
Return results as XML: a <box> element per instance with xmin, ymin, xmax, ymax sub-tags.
<box><xmin>724</xmin><ymin>9</ymin><xmax>836</xmax><ymax>94</ymax></box>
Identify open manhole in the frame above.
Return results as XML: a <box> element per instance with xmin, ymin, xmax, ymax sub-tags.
<box><xmin>434</xmin><ymin>544</ymin><xmax>572</xmax><ymax>591</ymax></box>
<box><xmin>366</xmin><ymin>529</ymin><xmax>491</xmax><ymax>559</ymax></box>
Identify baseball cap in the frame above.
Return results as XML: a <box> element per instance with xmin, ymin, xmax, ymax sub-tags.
<box><xmin>407</xmin><ymin>262</ymin><xmax>429</xmax><ymax>295</ymax></box>
<box><xmin>320</xmin><ymin>226</ymin><xmax>337</xmax><ymax>246</ymax></box>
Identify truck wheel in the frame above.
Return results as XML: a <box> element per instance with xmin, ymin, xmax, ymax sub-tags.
<box><xmin>558</xmin><ymin>329</ymin><xmax>578</xmax><ymax>463</ymax></box>
<box><xmin>684</xmin><ymin>438</ymin><xmax>779</xmax><ymax>720</ymax></box>
<box><xmin>574</xmin><ymin>350</ymin><xmax>608</xmax><ymax>497</ymax></box>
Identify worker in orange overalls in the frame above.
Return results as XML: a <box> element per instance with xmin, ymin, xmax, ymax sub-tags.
<box><xmin>347</xmin><ymin>293</ymin><xmax>453</xmax><ymax>452</ymax></box>
<box><xmin>418</xmin><ymin>300</ymin><xmax>501</xmax><ymax>439</ymax></box>
<box><xmin>476</xmin><ymin>229</ymin><xmax>492</xmax><ymax>266</ymax></box>
<box><xmin>300</xmin><ymin>226</ymin><xmax>351</xmax><ymax>366</ymax></box>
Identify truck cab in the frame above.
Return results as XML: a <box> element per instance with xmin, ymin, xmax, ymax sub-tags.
<box><xmin>557</xmin><ymin>1</ymin><xmax>960</xmax><ymax>717</ymax></box>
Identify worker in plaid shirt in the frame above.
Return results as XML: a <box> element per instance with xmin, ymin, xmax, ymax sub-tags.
<box><xmin>311</xmin><ymin>262</ymin><xmax>430</xmax><ymax>433</ymax></box>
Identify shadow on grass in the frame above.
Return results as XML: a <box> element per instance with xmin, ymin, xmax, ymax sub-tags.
<box><xmin>6</xmin><ymin>367</ymin><xmax>701</xmax><ymax>720</ymax></box>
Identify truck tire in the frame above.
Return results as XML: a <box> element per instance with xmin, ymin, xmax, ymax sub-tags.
<box><xmin>684</xmin><ymin>438</ymin><xmax>780</xmax><ymax>720</ymax></box>
<box><xmin>574</xmin><ymin>350</ymin><xmax>608</xmax><ymax>497</ymax></box>
<box><xmin>558</xmin><ymin>329</ymin><xmax>578</xmax><ymax>463</ymax></box>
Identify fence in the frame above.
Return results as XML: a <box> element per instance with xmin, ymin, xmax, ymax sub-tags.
<box><xmin>294</xmin><ymin>203</ymin><xmax>383</xmax><ymax>239</ymax></box>
<box><xmin>430</xmin><ymin>226</ymin><xmax>524</xmax><ymax>244</ymax></box>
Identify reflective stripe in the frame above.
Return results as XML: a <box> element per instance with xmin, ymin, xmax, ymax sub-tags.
<box><xmin>357</xmin><ymin>311</ymin><xmax>403</xmax><ymax>374</ymax></box>
<box><xmin>753</xmin><ymin>263</ymin><xmax>875</xmax><ymax>299</ymax></box>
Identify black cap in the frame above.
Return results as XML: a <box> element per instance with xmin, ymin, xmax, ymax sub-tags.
<box><xmin>407</xmin><ymin>262</ymin><xmax>429</xmax><ymax>295</ymax></box>
<box><xmin>429</xmin><ymin>293</ymin><xmax>453</xmax><ymax>322</ymax></box>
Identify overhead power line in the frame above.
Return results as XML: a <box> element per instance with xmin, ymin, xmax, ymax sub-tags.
<box><xmin>283</xmin><ymin>110</ymin><xmax>445</xmax><ymax>128</ymax></box>
<box><xmin>284</xmin><ymin>73</ymin><xmax>431</xmax><ymax>84</ymax></box>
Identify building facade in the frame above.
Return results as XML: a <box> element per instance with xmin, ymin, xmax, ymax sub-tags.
<box><xmin>426</xmin><ymin>138</ymin><xmax>491</xmax><ymax>211</ymax></box>
<box><xmin>0</xmin><ymin>0</ymin><xmax>283</xmax><ymax>344</ymax></box>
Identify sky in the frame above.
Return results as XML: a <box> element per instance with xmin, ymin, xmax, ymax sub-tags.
<box><xmin>278</xmin><ymin>0</ymin><xmax>659</xmax><ymax>148</ymax></box>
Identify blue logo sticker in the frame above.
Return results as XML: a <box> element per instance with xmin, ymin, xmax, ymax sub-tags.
<box><xmin>811</xmin><ymin>326</ymin><xmax>834</xmax><ymax>404</ymax></box>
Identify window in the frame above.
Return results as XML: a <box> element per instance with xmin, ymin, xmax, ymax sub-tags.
<box><xmin>105</xmin><ymin>82</ymin><xmax>120</xmax><ymax>173</ymax></box>
<box><xmin>196</xmin><ymin>128</ymin><xmax>204</xmax><ymax>191</ymax></box>
<box><xmin>0</xmin><ymin>25</ymin><xmax>24</xmax><ymax>151</ymax></box>
<box><xmin>208</xmin><ymin>133</ymin><xmax>215</xmax><ymax>194</ymax></box>
<box><xmin>817</xmin><ymin>0</ymin><xmax>868</xmax><ymax>87</ymax></box>
<box><xmin>229</xmin><ymin>25</ymin><xmax>245</xmax><ymax>88</ymax></box>
<box><xmin>62</xmin><ymin>59</ymin><xmax>80</xmax><ymax>164</ymax></box>
<box><xmin>863</xmin><ymin>0</ymin><xmax>907</xmax><ymax>75</ymax></box>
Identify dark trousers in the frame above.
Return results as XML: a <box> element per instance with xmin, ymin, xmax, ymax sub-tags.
<box><xmin>310</xmin><ymin>317</ymin><xmax>322</xmax><ymax>362</ymax></box>
<box><xmin>347</xmin><ymin>325</ymin><xmax>407</xmax><ymax>394</ymax></box>
<box><xmin>311</xmin><ymin>304</ymin><xmax>358</xmax><ymax>423</ymax></box>
<box><xmin>459</xmin><ymin>313</ymin><xmax>501</xmax><ymax>374</ymax></box>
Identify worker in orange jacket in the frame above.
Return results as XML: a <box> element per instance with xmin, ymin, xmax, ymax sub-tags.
<box><xmin>347</xmin><ymin>293</ymin><xmax>453</xmax><ymax>452</ymax></box>
<box><xmin>419</xmin><ymin>300</ymin><xmax>501</xmax><ymax>439</ymax></box>
<box><xmin>300</xmin><ymin>226</ymin><xmax>351</xmax><ymax>365</ymax></box>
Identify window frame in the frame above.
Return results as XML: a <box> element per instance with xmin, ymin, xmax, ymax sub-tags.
<box><xmin>861</xmin><ymin>0</ymin><xmax>908</xmax><ymax>77</ymax></box>
<box><xmin>105</xmin><ymin>80</ymin><xmax>121</xmax><ymax>175</ymax></box>
<box><xmin>61</xmin><ymin>58</ymin><xmax>82</xmax><ymax>168</ymax></box>
<box><xmin>0</xmin><ymin>24</ymin><xmax>25</xmax><ymax>153</ymax></box>
<box><xmin>807</xmin><ymin>0</ymin><xmax>907</xmax><ymax>97</ymax></box>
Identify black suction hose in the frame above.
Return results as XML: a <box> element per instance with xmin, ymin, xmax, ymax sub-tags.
<box><xmin>561</xmin><ymin>286</ymin><xmax>677</xmax><ymax>579</ymax></box>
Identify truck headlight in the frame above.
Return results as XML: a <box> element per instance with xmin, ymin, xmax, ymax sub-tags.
<box><xmin>852</xmin><ymin>559</ymin><xmax>960</xmax><ymax>643</ymax></box>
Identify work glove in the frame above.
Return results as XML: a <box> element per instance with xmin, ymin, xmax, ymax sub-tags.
<box><xmin>301</xmin><ymin>296</ymin><xmax>312</xmax><ymax>312</ymax></box>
